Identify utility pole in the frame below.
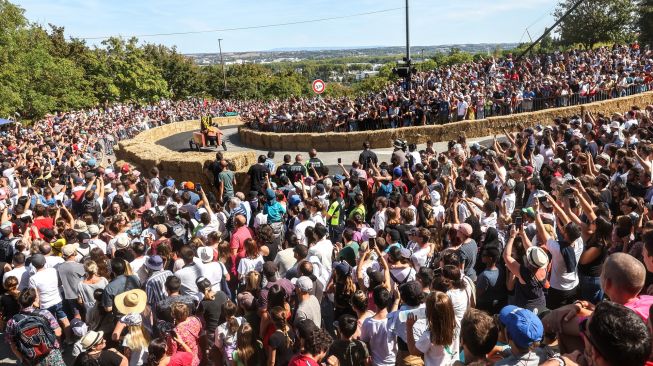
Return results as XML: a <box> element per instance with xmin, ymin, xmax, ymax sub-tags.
<box><xmin>405</xmin><ymin>0</ymin><xmax>411</xmax><ymax>90</ymax></box>
<box><xmin>218</xmin><ymin>38</ymin><xmax>227</xmax><ymax>95</ymax></box>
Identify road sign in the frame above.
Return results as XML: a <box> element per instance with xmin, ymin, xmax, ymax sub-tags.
<box><xmin>312</xmin><ymin>79</ymin><xmax>326</xmax><ymax>94</ymax></box>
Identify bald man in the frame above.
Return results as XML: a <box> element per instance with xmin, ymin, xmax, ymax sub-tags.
<box><xmin>39</xmin><ymin>242</ymin><xmax>64</xmax><ymax>268</ymax></box>
<box><xmin>230</xmin><ymin>214</ymin><xmax>253</xmax><ymax>258</ymax></box>
<box><xmin>543</xmin><ymin>253</ymin><xmax>653</xmax><ymax>352</ymax></box>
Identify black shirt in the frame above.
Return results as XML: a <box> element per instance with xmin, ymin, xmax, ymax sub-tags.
<box><xmin>197</xmin><ymin>291</ymin><xmax>229</xmax><ymax>335</ymax></box>
<box><xmin>358</xmin><ymin>150</ymin><xmax>378</xmax><ymax>170</ymax></box>
<box><xmin>326</xmin><ymin>340</ymin><xmax>369</xmax><ymax>366</ymax></box>
<box><xmin>307</xmin><ymin>158</ymin><xmax>324</xmax><ymax>178</ymax></box>
<box><xmin>276</xmin><ymin>163</ymin><xmax>292</xmax><ymax>179</ymax></box>
<box><xmin>288</xmin><ymin>163</ymin><xmax>307</xmax><ymax>183</ymax></box>
<box><xmin>248</xmin><ymin>164</ymin><xmax>269</xmax><ymax>192</ymax></box>
<box><xmin>269</xmin><ymin>330</ymin><xmax>296</xmax><ymax>366</ymax></box>
<box><xmin>74</xmin><ymin>350</ymin><xmax>124</xmax><ymax>366</ymax></box>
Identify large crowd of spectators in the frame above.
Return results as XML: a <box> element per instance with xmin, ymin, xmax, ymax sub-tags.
<box><xmin>4</xmin><ymin>46</ymin><xmax>653</xmax><ymax>366</ymax></box>
<box><xmin>243</xmin><ymin>43</ymin><xmax>653</xmax><ymax>133</ymax></box>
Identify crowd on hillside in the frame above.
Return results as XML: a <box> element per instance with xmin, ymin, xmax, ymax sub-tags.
<box><xmin>243</xmin><ymin>43</ymin><xmax>653</xmax><ymax>133</ymax></box>
<box><xmin>2</xmin><ymin>83</ymin><xmax>653</xmax><ymax>366</ymax></box>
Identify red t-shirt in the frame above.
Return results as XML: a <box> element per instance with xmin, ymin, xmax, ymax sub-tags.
<box><xmin>32</xmin><ymin>217</ymin><xmax>54</xmax><ymax>239</ymax></box>
<box><xmin>288</xmin><ymin>354</ymin><xmax>319</xmax><ymax>366</ymax></box>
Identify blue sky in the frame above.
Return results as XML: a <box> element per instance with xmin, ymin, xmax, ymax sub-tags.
<box><xmin>14</xmin><ymin>0</ymin><xmax>557</xmax><ymax>53</ymax></box>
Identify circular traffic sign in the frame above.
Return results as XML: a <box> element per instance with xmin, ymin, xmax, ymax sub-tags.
<box><xmin>312</xmin><ymin>79</ymin><xmax>326</xmax><ymax>94</ymax></box>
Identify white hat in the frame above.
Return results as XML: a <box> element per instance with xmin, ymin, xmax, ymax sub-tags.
<box><xmin>525</xmin><ymin>247</ymin><xmax>549</xmax><ymax>269</ymax></box>
<box><xmin>197</xmin><ymin>247</ymin><xmax>214</xmax><ymax>264</ymax></box>
<box><xmin>610</xmin><ymin>121</ymin><xmax>621</xmax><ymax>129</ymax></box>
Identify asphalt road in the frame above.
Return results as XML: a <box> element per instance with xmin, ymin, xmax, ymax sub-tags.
<box><xmin>156</xmin><ymin>125</ymin><xmax>496</xmax><ymax>171</ymax></box>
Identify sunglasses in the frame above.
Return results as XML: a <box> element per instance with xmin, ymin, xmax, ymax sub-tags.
<box><xmin>579</xmin><ymin>317</ymin><xmax>603</xmax><ymax>359</ymax></box>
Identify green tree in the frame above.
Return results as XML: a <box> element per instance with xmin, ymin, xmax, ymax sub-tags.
<box><xmin>102</xmin><ymin>37</ymin><xmax>170</xmax><ymax>103</ymax></box>
<box><xmin>639</xmin><ymin>0</ymin><xmax>653</xmax><ymax>46</ymax></box>
<box><xmin>142</xmin><ymin>43</ymin><xmax>205</xmax><ymax>99</ymax></box>
<box><xmin>554</xmin><ymin>0</ymin><xmax>636</xmax><ymax>48</ymax></box>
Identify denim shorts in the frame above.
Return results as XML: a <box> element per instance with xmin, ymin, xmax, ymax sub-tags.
<box><xmin>47</xmin><ymin>302</ymin><xmax>68</xmax><ymax>321</ymax></box>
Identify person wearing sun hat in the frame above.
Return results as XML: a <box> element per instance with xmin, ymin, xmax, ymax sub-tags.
<box><xmin>495</xmin><ymin>305</ymin><xmax>549</xmax><ymax>366</ymax></box>
<box><xmin>503</xmin><ymin>224</ymin><xmax>549</xmax><ymax>313</ymax></box>
<box><xmin>76</xmin><ymin>329</ymin><xmax>128</xmax><ymax>366</ymax></box>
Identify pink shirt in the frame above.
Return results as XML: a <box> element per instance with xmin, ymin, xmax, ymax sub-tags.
<box><xmin>230</xmin><ymin>226</ymin><xmax>253</xmax><ymax>257</ymax></box>
<box><xmin>624</xmin><ymin>295</ymin><xmax>653</xmax><ymax>321</ymax></box>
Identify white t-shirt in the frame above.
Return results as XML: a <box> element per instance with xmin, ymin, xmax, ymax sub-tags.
<box><xmin>547</xmin><ymin>238</ymin><xmax>584</xmax><ymax>291</ymax></box>
<box><xmin>45</xmin><ymin>255</ymin><xmax>64</xmax><ymax>269</ymax></box>
<box><xmin>360</xmin><ymin>317</ymin><xmax>397</xmax><ymax>366</ymax></box>
<box><xmin>410</xmin><ymin>246</ymin><xmax>430</xmax><ymax>271</ymax></box>
<box><xmin>89</xmin><ymin>238</ymin><xmax>107</xmax><ymax>254</ymax></box>
<box><xmin>202</xmin><ymin>261</ymin><xmax>227</xmax><ymax>293</ymax></box>
<box><xmin>308</xmin><ymin>238</ymin><xmax>333</xmax><ymax>271</ymax></box>
<box><xmin>294</xmin><ymin>220</ymin><xmax>316</xmax><ymax>246</ymax></box>
<box><xmin>237</xmin><ymin>255</ymin><xmax>264</xmax><ymax>278</ymax></box>
<box><xmin>415</xmin><ymin>330</ymin><xmax>457</xmax><ymax>366</ymax></box>
<box><xmin>446</xmin><ymin>288</ymin><xmax>469</xmax><ymax>356</ymax></box>
<box><xmin>29</xmin><ymin>268</ymin><xmax>62</xmax><ymax>309</ymax></box>
<box><xmin>501</xmin><ymin>192</ymin><xmax>516</xmax><ymax>216</ymax></box>
<box><xmin>373</xmin><ymin>210</ymin><xmax>387</xmax><ymax>232</ymax></box>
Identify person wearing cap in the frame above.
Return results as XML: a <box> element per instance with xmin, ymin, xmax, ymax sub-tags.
<box><xmin>294</xmin><ymin>276</ymin><xmax>321</xmax><ymax>328</ymax></box>
<box><xmin>197</xmin><ymin>246</ymin><xmax>229</xmax><ymax>294</ymax></box>
<box><xmin>56</xmin><ymin>243</ymin><xmax>86</xmax><ymax>321</ymax></box>
<box><xmin>259</xmin><ymin>261</ymin><xmax>294</xmax><ymax>310</ymax></box>
<box><xmin>503</xmin><ymin>225</ymin><xmax>548</xmax><ymax>312</ymax></box>
<box><xmin>5</xmin><ymin>288</ymin><xmax>65</xmax><ymax>365</ymax></box>
<box><xmin>494</xmin><ymin>305</ymin><xmax>548</xmax><ymax>366</ymax></box>
<box><xmin>447</xmin><ymin>223</ymin><xmax>478</xmax><ymax>281</ymax></box>
<box><xmin>143</xmin><ymin>255</ymin><xmax>173</xmax><ymax>308</ymax></box>
<box><xmin>501</xmin><ymin>178</ymin><xmax>517</xmax><ymax>217</ymax></box>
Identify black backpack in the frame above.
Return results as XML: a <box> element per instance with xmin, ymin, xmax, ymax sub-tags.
<box><xmin>12</xmin><ymin>312</ymin><xmax>57</xmax><ymax>361</ymax></box>
<box><xmin>0</xmin><ymin>238</ymin><xmax>15</xmax><ymax>264</ymax></box>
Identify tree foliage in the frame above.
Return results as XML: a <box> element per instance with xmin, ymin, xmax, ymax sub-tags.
<box><xmin>640</xmin><ymin>0</ymin><xmax>653</xmax><ymax>46</ymax></box>
<box><xmin>554</xmin><ymin>0</ymin><xmax>636</xmax><ymax>49</ymax></box>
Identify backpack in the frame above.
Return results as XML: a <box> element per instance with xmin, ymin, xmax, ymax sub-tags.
<box><xmin>153</xmin><ymin>206</ymin><xmax>166</xmax><ymax>225</ymax></box>
<box><xmin>0</xmin><ymin>238</ymin><xmax>15</xmax><ymax>263</ymax></box>
<box><xmin>165</xmin><ymin>219</ymin><xmax>188</xmax><ymax>244</ymax></box>
<box><xmin>12</xmin><ymin>312</ymin><xmax>57</xmax><ymax>360</ymax></box>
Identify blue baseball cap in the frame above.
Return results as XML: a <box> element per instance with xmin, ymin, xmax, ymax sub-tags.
<box><xmin>166</xmin><ymin>179</ymin><xmax>175</xmax><ymax>188</ymax></box>
<box><xmin>87</xmin><ymin>158</ymin><xmax>96</xmax><ymax>167</ymax></box>
<box><xmin>393</xmin><ymin>167</ymin><xmax>403</xmax><ymax>177</ymax></box>
<box><xmin>288</xmin><ymin>195</ymin><xmax>301</xmax><ymax>207</ymax></box>
<box><xmin>498</xmin><ymin>305</ymin><xmax>543</xmax><ymax>349</ymax></box>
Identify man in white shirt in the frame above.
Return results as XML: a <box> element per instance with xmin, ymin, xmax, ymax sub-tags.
<box><xmin>29</xmin><ymin>254</ymin><xmax>69</xmax><ymax>329</ymax></box>
<box><xmin>307</xmin><ymin>224</ymin><xmax>333</xmax><ymax>273</ymax></box>
<box><xmin>501</xmin><ymin>179</ymin><xmax>517</xmax><ymax>217</ymax></box>
<box><xmin>3</xmin><ymin>252</ymin><xmax>29</xmax><ymax>290</ymax></box>
<box><xmin>39</xmin><ymin>242</ymin><xmax>63</xmax><ymax>268</ymax></box>
<box><xmin>545</xmin><ymin>221</ymin><xmax>584</xmax><ymax>310</ymax></box>
<box><xmin>294</xmin><ymin>208</ymin><xmax>315</xmax><ymax>246</ymax></box>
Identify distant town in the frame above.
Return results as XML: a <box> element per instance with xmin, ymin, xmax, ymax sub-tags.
<box><xmin>185</xmin><ymin>43</ymin><xmax>520</xmax><ymax>66</ymax></box>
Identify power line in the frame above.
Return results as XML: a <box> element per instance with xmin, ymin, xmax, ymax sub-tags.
<box><xmin>78</xmin><ymin>7</ymin><xmax>404</xmax><ymax>40</ymax></box>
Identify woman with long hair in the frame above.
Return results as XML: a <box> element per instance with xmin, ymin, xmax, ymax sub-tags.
<box><xmin>406</xmin><ymin>291</ymin><xmax>457</xmax><ymax>366</ymax></box>
<box><xmin>122</xmin><ymin>315</ymin><xmax>151</xmax><ymax>366</ymax></box>
<box><xmin>327</xmin><ymin>261</ymin><xmax>357</xmax><ymax>319</ymax></box>
<box><xmin>232</xmin><ymin>323</ymin><xmax>263</xmax><ymax>366</ymax></box>
<box><xmin>431</xmin><ymin>265</ymin><xmax>468</xmax><ymax>356</ymax></box>
<box><xmin>77</xmin><ymin>260</ymin><xmax>108</xmax><ymax>319</ymax></box>
<box><xmin>145</xmin><ymin>337</ymin><xmax>193</xmax><ymax>366</ymax></box>
<box><xmin>267</xmin><ymin>306</ymin><xmax>294</xmax><ymax>366</ymax></box>
<box><xmin>215</xmin><ymin>300</ymin><xmax>247</xmax><ymax>366</ymax></box>
<box><xmin>259</xmin><ymin>285</ymin><xmax>290</xmax><ymax>348</ymax></box>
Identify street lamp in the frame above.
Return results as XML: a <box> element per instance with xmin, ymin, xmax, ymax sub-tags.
<box><xmin>218</xmin><ymin>38</ymin><xmax>228</xmax><ymax>96</ymax></box>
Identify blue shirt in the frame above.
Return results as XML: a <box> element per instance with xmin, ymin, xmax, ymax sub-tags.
<box><xmin>263</xmin><ymin>201</ymin><xmax>286</xmax><ymax>223</ymax></box>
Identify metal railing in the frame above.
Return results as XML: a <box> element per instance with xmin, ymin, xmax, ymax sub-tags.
<box><xmin>245</xmin><ymin>83</ymin><xmax>653</xmax><ymax>133</ymax></box>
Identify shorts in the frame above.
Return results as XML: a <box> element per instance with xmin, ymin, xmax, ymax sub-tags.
<box><xmin>62</xmin><ymin>298</ymin><xmax>81</xmax><ymax>319</ymax></box>
<box><xmin>47</xmin><ymin>302</ymin><xmax>68</xmax><ymax>321</ymax></box>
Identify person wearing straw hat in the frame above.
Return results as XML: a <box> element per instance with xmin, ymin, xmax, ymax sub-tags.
<box><xmin>503</xmin><ymin>225</ymin><xmax>549</xmax><ymax>314</ymax></box>
<box><xmin>114</xmin><ymin>289</ymin><xmax>147</xmax><ymax>316</ymax></box>
<box><xmin>74</xmin><ymin>330</ymin><xmax>128</xmax><ymax>366</ymax></box>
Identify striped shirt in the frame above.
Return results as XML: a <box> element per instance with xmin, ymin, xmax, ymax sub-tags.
<box><xmin>145</xmin><ymin>270</ymin><xmax>173</xmax><ymax>307</ymax></box>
